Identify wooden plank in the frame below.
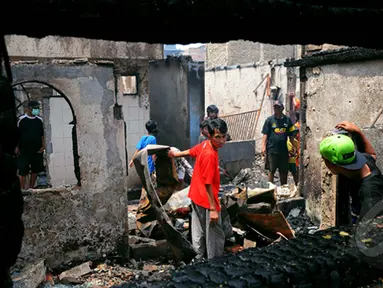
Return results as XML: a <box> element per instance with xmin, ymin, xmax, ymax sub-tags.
<box><xmin>237</xmin><ymin>211</ymin><xmax>295</xmax><ymax>240</ymax></box>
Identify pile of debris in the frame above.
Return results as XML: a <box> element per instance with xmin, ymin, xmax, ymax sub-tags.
<box><xmin>132</xmin><ymin>177</ymin><xmax>309</xmax><ymax>255</ymax></box>
<box><xmin>230</xmin><ymin>154</ymin><xmax>295</xmax><ymax>188</ymax></box>
<box><xmin>128</xmin><ymin>147</ymin><xmax>317</xmax><ymax>260</ymax></box>
<box><xmin>11</xmin><ymin>258</ymin><xmax>175</xmax><ymax>288</ymax></box>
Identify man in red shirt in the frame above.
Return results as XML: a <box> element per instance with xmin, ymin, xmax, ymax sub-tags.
<box><xmin>169</xmin><ymin>118</ymin><xmax>228</xmax><ymax>259</ymax></box>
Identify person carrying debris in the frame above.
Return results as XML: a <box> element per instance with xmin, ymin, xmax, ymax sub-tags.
<box><xmin>199</xmin><ymin>119</ymin><xmax>210</xmax><ymax>143</ymax></box>
<box><xmin>169</xmin><ymin>118</ymin><xmax>228</xmax><ymax>260</ymax></box>
<box><xmin>261</xmin><ymin>100</ymin><xmax>296</xmax><ymax>185</ymax></box>
<box><xmin>16</xmin><ymin>100</ymin><xmax>45</xmax><ymax>190</ymax></box>
<box><xmin>129</xmin><ymin>120</ymin><xmax>158</xmax><ymax>175</ymax></box>
<box><xmin>319</xmin><ymin>121</ymin><xmax>383</xmax><ymax>222</ymax></box>
<box><xmin>170</xmin><ymin>147</ymin><xmax>193</xmax><ymax>190</ymax></box>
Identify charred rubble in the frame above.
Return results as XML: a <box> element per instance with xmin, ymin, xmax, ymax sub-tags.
<box><xmin>30</xmin><ymin>148</ymin><xmax>318</xmax><ymax>287</ymax></box>
<box><xmin>117</xmin><ymin>222</ymin><xmax>383</xmax><ymax>288</ymax></box>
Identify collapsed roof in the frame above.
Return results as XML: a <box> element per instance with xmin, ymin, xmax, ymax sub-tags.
<box><xmin>1</xmin><ymin>0</ymin><xmax>383</xmax><ymax>48</ymax></box>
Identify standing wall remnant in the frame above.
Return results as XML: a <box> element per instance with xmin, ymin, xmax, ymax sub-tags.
<box><xmin>11</xmin><ymin>62</ymin><xmax>128</xmax><ymax>269</ymax></box>
<box><xmin>148</xmin><ymin>56</ymin><xmax>205</xmax><ymax>151</ymax></box>
<box><xmin>286</xmin><ymin>49</ymin><xmax>383</xmax><ymax>225</ymax></box>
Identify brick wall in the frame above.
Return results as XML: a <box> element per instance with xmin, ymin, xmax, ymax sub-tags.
<box><xmin>206</xmin><ymin>40</ymin><xmax>297</xmax><ymax>68</ymax></box>
<box><xmin>206</xmin><ymin>43</ymin><xmax>228</xmax><ymax>68</ymax></box>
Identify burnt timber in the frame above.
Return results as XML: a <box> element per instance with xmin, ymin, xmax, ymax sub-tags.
<box><xmin>0</xmin><ymin>1</ymin><xmax>383</xmax><ymax>49</ymax></box>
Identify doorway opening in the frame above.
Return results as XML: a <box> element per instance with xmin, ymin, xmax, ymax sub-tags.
<box><xmin>12</xmin><ymin>80</ymin><xmax>81</xmax><ymax>189</ymax></box>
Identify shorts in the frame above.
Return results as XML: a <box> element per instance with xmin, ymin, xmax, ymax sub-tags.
<box><xmin>288</xmin><ymin>163</ymin><xmax>297</xmax><ymax>174</ymax></box>
<box><xmin>267</xmin><ymin>152</ymin><xmax>289</xmax><ymax>174</ymax></box>
<box><xmin>18</xmin><ymin>153</ymin><xmax>43</xmax><ymax>176</ymax></box>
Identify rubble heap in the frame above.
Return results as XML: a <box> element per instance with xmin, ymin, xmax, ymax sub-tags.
<box><xmin>115</xmin><ymin>222</ymin><xmax>383</xmax><ymax>287</ymax></box>
<box><xmin>34</xmin><ymin>259</ymin><xmax>175</xmax><ymax>288</ymax></box>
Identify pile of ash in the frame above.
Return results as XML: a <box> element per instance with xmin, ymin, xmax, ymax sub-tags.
<box><xmin>286</xmin><ymin>206</ymin><xmax>318</xmax><ymax>235</ymax></box>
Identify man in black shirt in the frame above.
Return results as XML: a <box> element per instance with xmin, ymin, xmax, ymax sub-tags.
<box><xmin>261</xmin><ymin>100</ymin><xmax>296</xmax><ymax>185</ymax></box>
<box><xmin>15</xmin><ymin>101</ymin><xmax>45</xmax><ymax>189</ymax></box>
<box><xmin>320</xmin><ymin>121</ymin><xmax>383</xmax><ymax>221</ymax></box>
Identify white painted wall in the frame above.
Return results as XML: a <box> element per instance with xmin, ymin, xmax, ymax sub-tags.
<box><xmin>49</xmin><ymin>97</ymin><xmax>77</xmax><ymax>186</ymax></box>
<box><xmin>123</xmin><ymin>94</ymin><xmax>150</xmax><ymax>187</ymax></box>
<box><xmin>205</xmin><ymin>61</ymin><xmax>300</xmax><ymax>152</ymax></box>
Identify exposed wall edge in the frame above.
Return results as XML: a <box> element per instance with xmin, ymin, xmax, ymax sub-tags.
<box><xmin>284</xmin><ymin>47</ymin><xmax>383</xmax><ymax>68</ymax></box>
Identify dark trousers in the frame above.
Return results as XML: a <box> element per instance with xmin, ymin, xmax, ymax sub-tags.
<box><xmin>266</xmin><ymin>152</ymin><xmax>289</xmax><ymax>174</ymax></box>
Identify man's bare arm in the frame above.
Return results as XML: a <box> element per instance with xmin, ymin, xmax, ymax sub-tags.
<box><xmin>129</xmin><ymin>149</ymin><xmax>140</xmax><ymax>167</ymax></box>
<box><xmin>205</xmin><ymin>184</ymin><xmax>217</xmax><ymax>211</ymax></box>
<box><xmin>336</xmin><ymin>121</ymin><xmax>377</xmax><ymax>159</ymax></box>
<box><xmin>169</xmin><ymin>149</ymin><xmax>190</xmax><ymax>158</ymax></box>
<box><xmin>261</xmin><ymin>134</ymin><xmax>268</xmax><ymax>153</ymax></box>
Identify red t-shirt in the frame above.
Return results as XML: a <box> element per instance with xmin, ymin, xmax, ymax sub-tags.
<box><xmin>188</xmin><ymin>141</ymin><xmax>221</xmax><ymax>211</ymax></box>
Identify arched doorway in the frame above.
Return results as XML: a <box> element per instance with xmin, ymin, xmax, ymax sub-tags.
<box><xmin>12</xmin><ymin>80</ymin><xmax>81</xmax><ymax>188</ymax></box>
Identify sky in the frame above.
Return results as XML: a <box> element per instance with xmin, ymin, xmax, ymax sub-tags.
<box><xmin>176</xmin><ymin>43</ymin><xmax>204</xmax><ymax>50</ymax></box>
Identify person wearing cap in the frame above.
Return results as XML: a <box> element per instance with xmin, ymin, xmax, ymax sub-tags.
<box><xmin>320</xmin><ymin>121</ymin><xmax>383</xmax><ymax>221</ymax></box>
<box><xmin>261</xmin><ymin>99</ymin><xmax>296</xmax><ymax>185</ymax></box>
<box><xmin>129</xmin><ymin>120</ymin><xmax>158</xmax><ymax>175</ymax></box>
<box><xmin>16</xmin><ymin>100</ymin><xmax>45</xmax><ymax>189</ymax></box>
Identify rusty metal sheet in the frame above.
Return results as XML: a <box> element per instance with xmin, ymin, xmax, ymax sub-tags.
<box><xmin>133</xmin><ymin>145</ymin><xmax>196</xmax><ymax>263</ymax></box>
<box><xmin>237</xmin><ymin>210</ymin><xmax>295</xmax><ymax>240</ymax></box>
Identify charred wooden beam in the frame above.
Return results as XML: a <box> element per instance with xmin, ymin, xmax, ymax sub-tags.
<box><xmin>285</xmin><ymin>47</ymin><xmax>383</xmax><ymax>68</ymax></box>
<box><xmin>1</xmin><ymin>1</ymin><xmax>383</xmax><ymax>48</ymax></box>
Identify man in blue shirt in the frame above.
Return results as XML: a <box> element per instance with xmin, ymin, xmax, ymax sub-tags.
<box><xmin>129</xmin><ymin>120</ymin><xmax>158</xmax><ymax>174</ymax></box>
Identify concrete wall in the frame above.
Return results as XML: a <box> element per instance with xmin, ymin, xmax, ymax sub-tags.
<box><xmin>6</xmin><ymin>35</ymin><xmax>163</xmax><ymax>60</ymax></box>
<box><xmin>148</xmin><ymin>57</ymin><xmax>205</xmax><ymax>152</ymax></box>
<box><xmin>205</xmin><ymin>60</ymin><xmax>300</xmax><ymax>151</ymax></box>
<box><xmin>219</xmin><ymin>140</ymin><xmax>256</xmax><ymax>177</ymax></box>
<box><xmin>304</xmin><ymin>60</ymin><xmax>383</xmax><ymax>224</ymax></box>
<box><xmin>11</xmin><ymin>62</ymin><xmax>128</xmax><ymax>269</ymax></box>
<box><xmin>363</xmin><ymin>127</ymin><xmax>383</xmax><ymax>172</ymax></box>
<box><xmin>188</xmin><ymin>62</ymin><xmax>205</xmax><ymax>148</ymax></box>
<box><xmin>206</xmin><ymin>40</ymin><xmax>297</xmax><ymax>69</ymax></box>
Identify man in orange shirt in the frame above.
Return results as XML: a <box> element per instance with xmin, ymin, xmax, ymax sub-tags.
<box><xmin>169</xmin><ymin>118</ymin><xmax>228</xmax><ymax>260</ymax></box>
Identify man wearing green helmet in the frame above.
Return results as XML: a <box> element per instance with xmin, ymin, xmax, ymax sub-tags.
<box><xmin>319</xmin><ymin>121</ymin><xmax>383</xmax><ymax>222</ymax></box>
